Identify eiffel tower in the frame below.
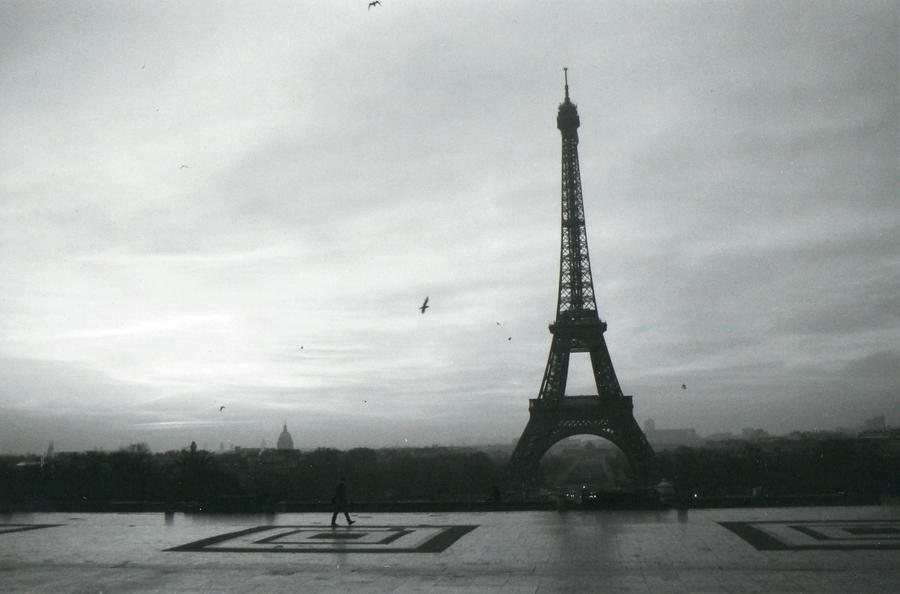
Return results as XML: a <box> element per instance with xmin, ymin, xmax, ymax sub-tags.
<box><xmin>507</xmin><ymin>71</ymin><xmax>658</xmax><ymax>488</ymax></box>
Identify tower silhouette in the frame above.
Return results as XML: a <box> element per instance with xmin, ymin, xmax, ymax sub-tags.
<box><xmin>507</xmin><ymin>71</ymin><xmax>658</xmax><ymax>488</ymax></box>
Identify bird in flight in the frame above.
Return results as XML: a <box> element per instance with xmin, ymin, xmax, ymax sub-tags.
<box><xmin>179</xmin><ymin>164</ymin><xmax>189</xmax><ymax>169</ymax></box>
<box><xmin>368</xmin><ymin>0</ymin><xmax>380</xmax><ymax>9</ymax></box>
<box><xmin>219</xmin><ymin>406</ymin><xmax>226</xmax><ymax>412</ymax></box>
<box><xmin>419</xmin><ymin>296</ymin><xmax>429</xmax><ymax>314</ymax></box>
<box><xmin>681</xmin><ymin>384</ymin><xmax>687</xmax><ymax>390</ymax></box>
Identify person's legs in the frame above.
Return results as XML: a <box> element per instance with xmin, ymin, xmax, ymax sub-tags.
<box><xmin>331</xmin><ymin>511</ymin><xmax>338</xmax><ymax>525</ymax></box>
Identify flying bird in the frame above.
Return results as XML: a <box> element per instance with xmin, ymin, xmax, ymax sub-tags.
<box><xmin>219</xmin><ymin>406</ymin><xmax>226</xmax><ymax>411</ymax></box>
<box><xmin>179</xmin><ymin>164</ymin><xmax>189</xmax><ymax>169</ymax></box>
<box><xmin>368</xmin><ymin>0</ymin><xmax>380</xmax><ymax>9</ymax></box>
<box><xmin>419</xmin><ymin>296</ymin><xmax>429</xmax><ymax>314</ymax></box>
<box><xmin>681</xmin><ymin>384</ymin><xmax>687</xmax><ymax>390</ymax></box>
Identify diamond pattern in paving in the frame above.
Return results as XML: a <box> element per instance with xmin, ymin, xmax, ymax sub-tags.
<box><xmin>720</xmin><ymin>519</ymin><xmax>900</xmax><ymax>550</ymax></box>
<box><xmin>166</xmin><ymin>524</ymin><xmax>477</xmax><ymax>553</ymax></box>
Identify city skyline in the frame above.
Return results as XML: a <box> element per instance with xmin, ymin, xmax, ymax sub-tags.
<box><xmin>21</xmin><ymin>413</ymin><xmax>896</xmax><ymax>457</ymax></box>
<box><xmin>2</xmin><ymin>1</ymin><xmax>898</xmax><ymax>454</ymax></box>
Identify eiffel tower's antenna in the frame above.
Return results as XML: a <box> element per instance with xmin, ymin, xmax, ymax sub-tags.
<box><xmin>563</xmin><ymin>67</ymin><xmax>569</xmax><ymax>101</ymax></box>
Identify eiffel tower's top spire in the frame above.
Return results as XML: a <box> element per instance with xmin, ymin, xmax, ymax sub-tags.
<box><xmin>557</xmin><ymin>67</ymin><xmax>580</xmax><ymax>133</ymax></box>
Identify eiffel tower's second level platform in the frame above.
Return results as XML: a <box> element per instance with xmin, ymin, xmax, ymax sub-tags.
<box><xmin>548</xmin><ymin>311</ymin><xmax>609</xmax><ymax>352</ymax></box>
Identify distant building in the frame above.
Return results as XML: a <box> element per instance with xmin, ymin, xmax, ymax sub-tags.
<box><xmin>741</xmin><ymin>427</ymin><xmax>769</xmax><ymax>440</ymax></box>
<box><xmin>276</xmin><ymin>423</ymin><xmax>294</xmax><ymax>450</ymax></box>
<box><xmin>705</xmin><ymin>432</ymin><xmax>736</xmax><ymax>441</ymax></box>
<box><xmin>863</xmin><ymin>415</ymin><xmax>886</xmax><ymax>432</ymax></box>
<box><xmin>643</xmin><ymin>419</ymin><xmax>701</xmax><ymax>446</ymax></box>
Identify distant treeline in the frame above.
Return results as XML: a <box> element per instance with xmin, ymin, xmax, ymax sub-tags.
<box><xmin>1</xmin><ymin>436</ymin><xmax>897</xmax><ymax>507</ymax></box>
<box><xmin>656</xmin><ymin>436</ymin><xmax>900</xmax><ymax>498</ymax></box>
<box><xmin>1</xmin><ymin>446</ymin><xmax>502</xmax><ymax>506</ymax></box>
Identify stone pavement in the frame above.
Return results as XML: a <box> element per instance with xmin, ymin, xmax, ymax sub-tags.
<box><xmin>2</xmin><ymin>506</ymin><xmax>899</xmax><ymax>592</ymax></box>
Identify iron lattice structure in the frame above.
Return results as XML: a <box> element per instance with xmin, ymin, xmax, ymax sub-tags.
<box><xmin>507</xmin><ymin>73</ymin><xmax>658</xmax><ymax>488</ymax></box>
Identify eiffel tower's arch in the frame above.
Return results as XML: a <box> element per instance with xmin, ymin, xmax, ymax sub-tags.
<box><xmin>510</xmin><ymin>398</ymin><xmax>658</xmax><ymax>488</ymax></box>
<box><xmin>539</xmin><ymin>435</ymin><xmax>641</xmax><ymax>490</ymax></box>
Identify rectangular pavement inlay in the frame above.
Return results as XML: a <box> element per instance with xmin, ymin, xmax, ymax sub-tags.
<box><xmin>720</xmin><ymin>519</ymin><xmax>900</xmax><ymax>550</ymax></box>
<box><xmin>166</xmin><ymin>525</ymin><xmax>478</xmax><ymax>553</ymax></box>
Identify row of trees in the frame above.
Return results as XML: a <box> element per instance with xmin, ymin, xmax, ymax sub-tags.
<box><xmin>2</xmin><ymin>436</ymin><xmax>897</xmax><ymax>506</ymax></box>
<box><xmin>1</xmin><ymin>446</ymin><xmax>501</xmax><ymax>505</ymax></box>
<box><xmin>656</xmin><ymin>437</ymin><xmax>899</xmax><ymax>497</ymax></box>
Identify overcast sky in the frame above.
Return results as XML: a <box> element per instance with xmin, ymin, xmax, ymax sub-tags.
<box><xmin>1</xmin><ymin>1</ymin><xmax>897</xmax><ymax>455</ymax></box>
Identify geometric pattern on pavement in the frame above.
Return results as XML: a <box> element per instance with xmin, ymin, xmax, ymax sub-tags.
<box><xmin>0</xmin><ymin>524</ymin><xmax>63</xmax><ymax>535</ymax></box>
<box><xmin>720</xmin><ymin>519</ymin><xmax>900</xmax><ymax>550</ymax></box>
<box><xmin>166</xmin><ymin>525</ymin><xmax>478</xmax><ymax>553</ymax></box>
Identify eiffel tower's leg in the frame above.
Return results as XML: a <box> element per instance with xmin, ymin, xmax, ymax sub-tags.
<box><xmin>507</xmin><ymin>415</ymin><xmax>552</xmax><ymax>487</ymax></box>
<box><xmin>538</xmin><ymin>336</ymin><xmax>569</xmax><ymax>403</ymax></box>
<box><xmin>508</xmin><ymin>337</ymin><xmax>570</xmax><ymax>485</ymax></box>
<box><xmin>589</xmin><ymin>344</ymin><xmax>623</xmax><ymax>398</ymax></box>
<box><xmin>605</xmin><ymin>412</ymin><xmax>659</xmax><ymax>488</ymax></box>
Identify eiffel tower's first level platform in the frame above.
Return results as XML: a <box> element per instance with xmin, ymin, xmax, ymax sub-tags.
<box><xmin>528</xmin><ymin>394</ymin><xmax>632</xmax><ymax>412</ymax></box>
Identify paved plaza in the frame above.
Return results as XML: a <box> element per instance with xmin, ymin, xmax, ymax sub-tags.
<box><xmin>2</xmin><ymin>506</ymin><xmax>899</xmax><ymax>592</ymax></box>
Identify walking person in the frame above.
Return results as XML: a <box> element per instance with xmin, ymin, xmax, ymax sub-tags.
<box><xmin>331</xmin><ymin>476</ymin><xmax>355</xmax><ymax>526</ymax></box>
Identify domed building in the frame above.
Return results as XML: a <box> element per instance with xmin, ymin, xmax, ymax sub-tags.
<box><xmin>276</xmin><ymin>423</ymin><xmax>294</xmax><ymax>450</ymax></box>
